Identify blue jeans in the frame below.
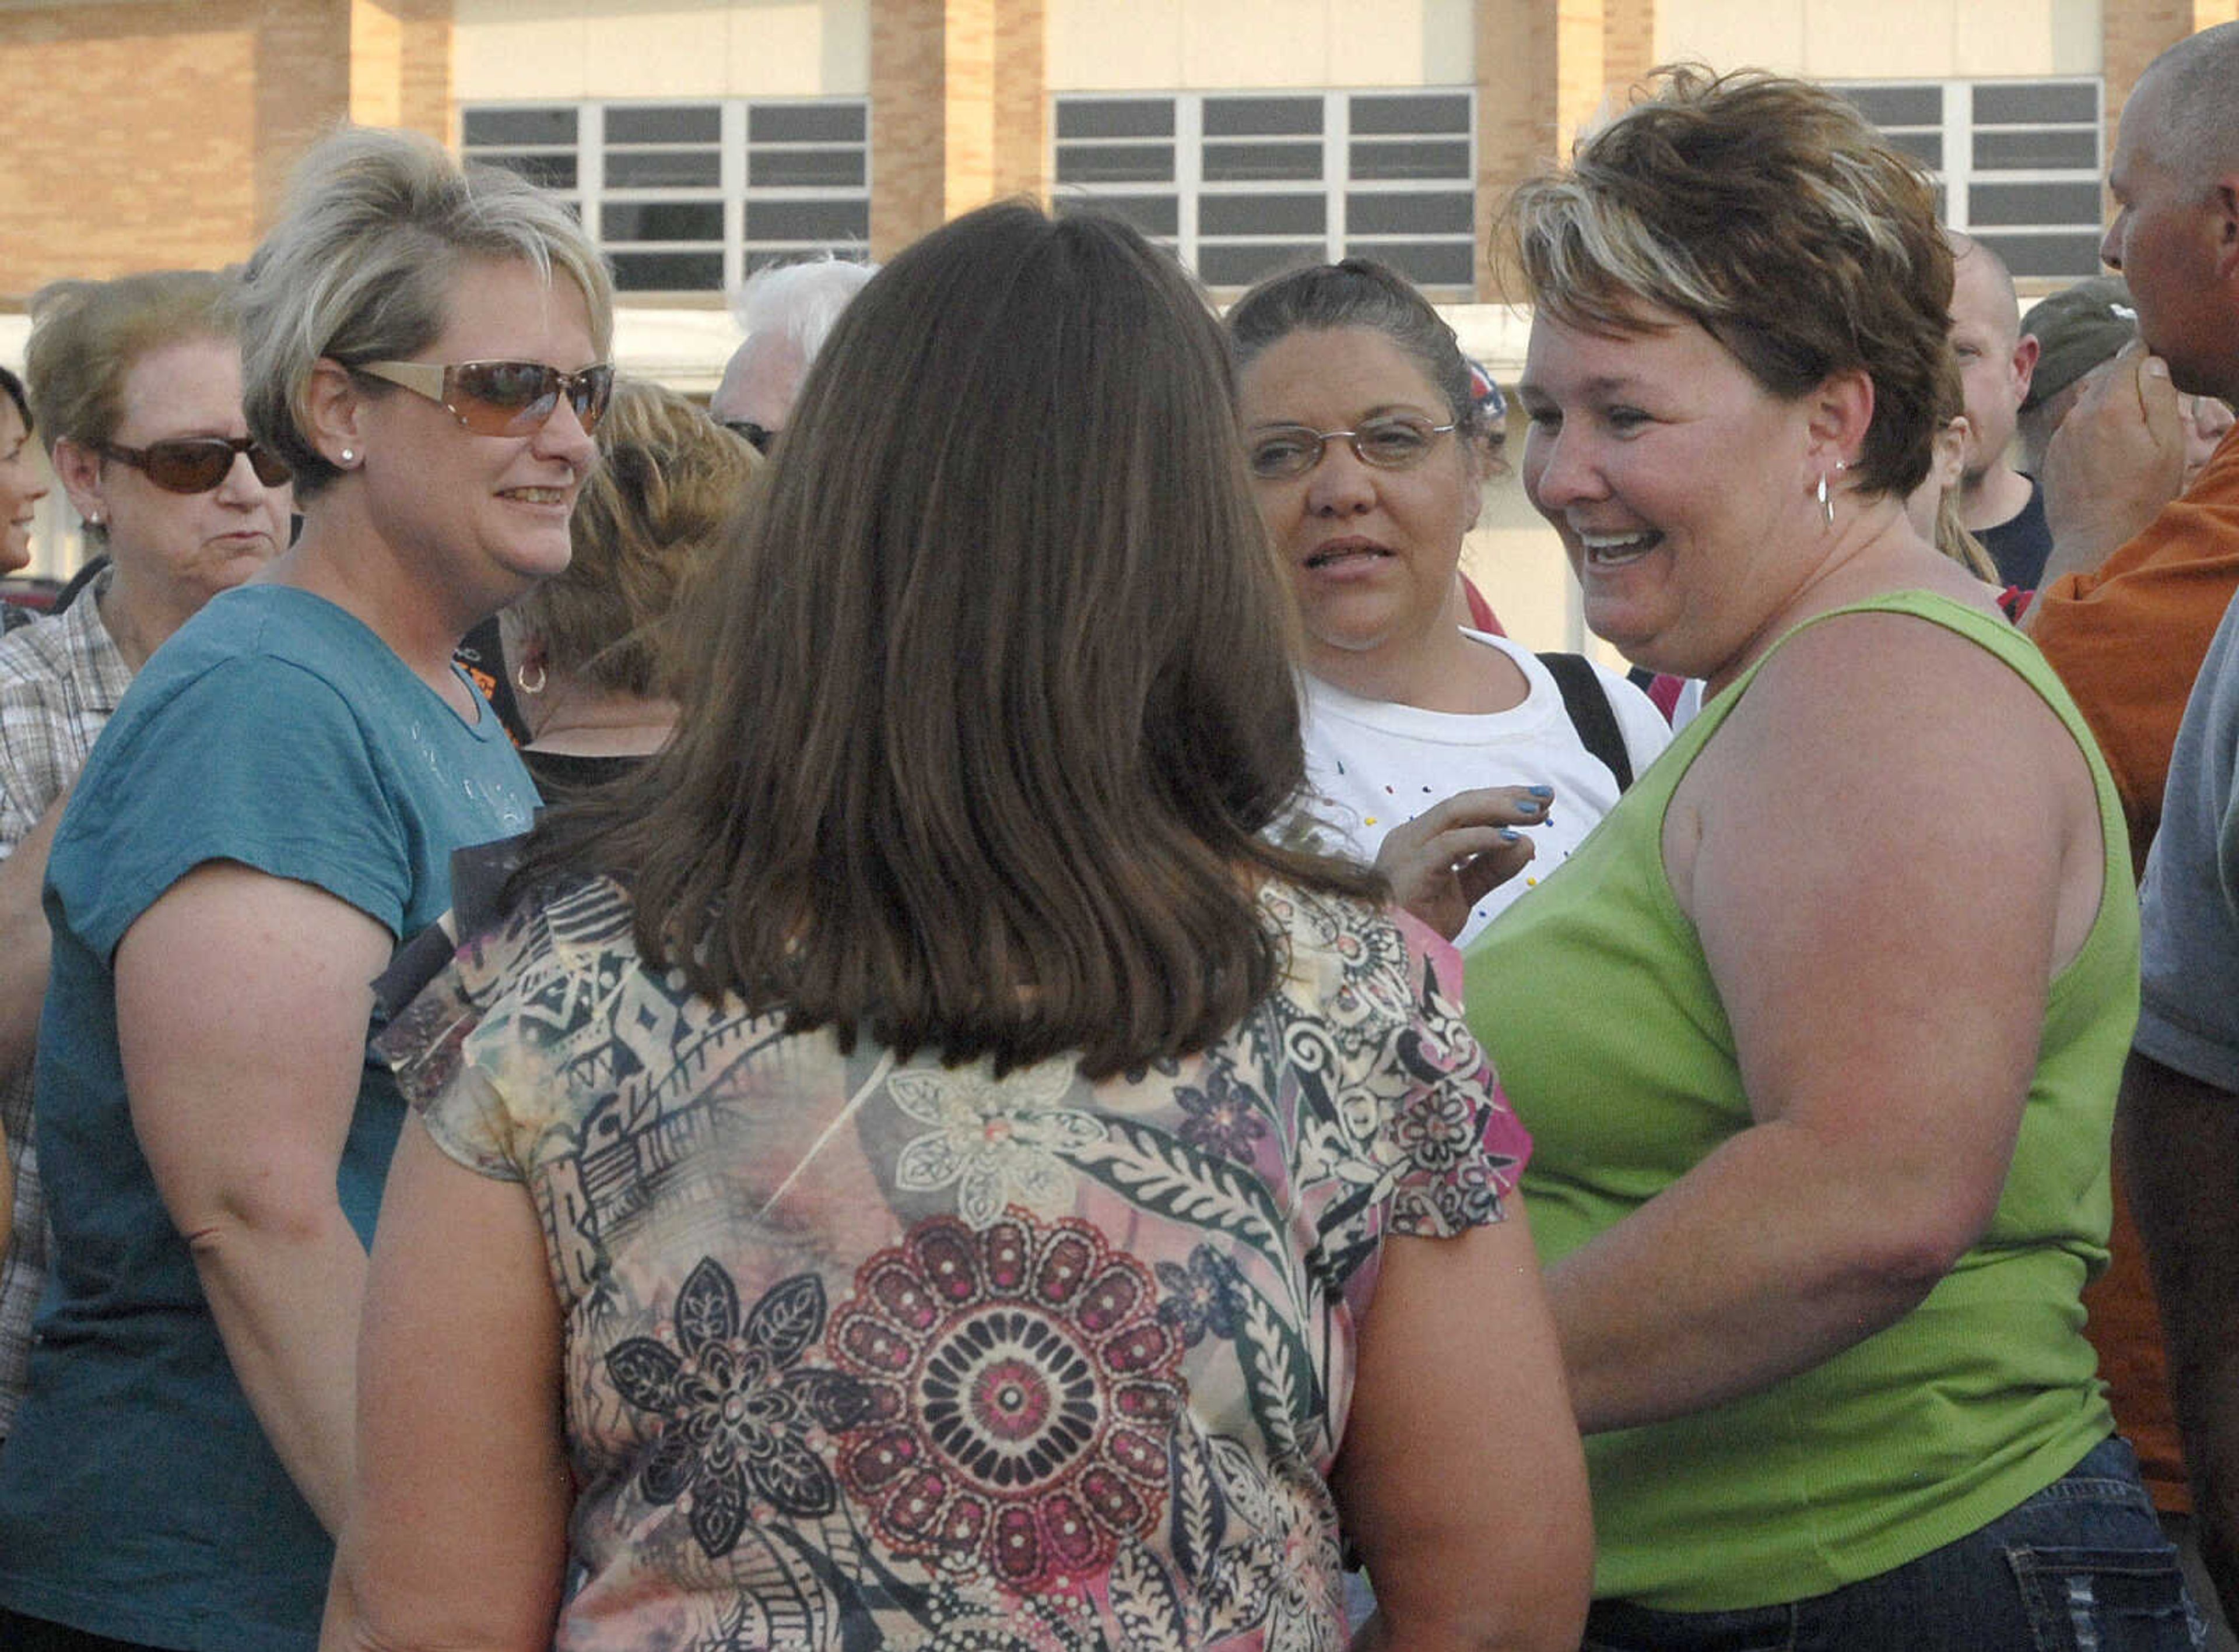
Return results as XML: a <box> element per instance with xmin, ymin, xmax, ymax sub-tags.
<box><xmin>1581</xmin><ymin>1438</ymin><xmax>2205</xmax><ymax>1651</ymax></box>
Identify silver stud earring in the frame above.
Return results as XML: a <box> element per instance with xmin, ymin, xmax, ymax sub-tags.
<box><xmin>339</xmin><ymin>448</ymin><xmax>356</xmax><ymax>465</ymax></box>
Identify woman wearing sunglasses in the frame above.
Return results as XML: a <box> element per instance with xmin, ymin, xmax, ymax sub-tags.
<box><xmin>0</xmin><ymin>268</ymin><xmax>290</xmax><ymax>1464</ymax></box>
<box><xmin>1227</xmin><ymin>261</ymin><xmax>1671</xmax><ymax>945</ymax></box>
<box><xmin>0</xmin><ymin>128</ymin><xmax>611</xmax><ymax>1652</ymax></box>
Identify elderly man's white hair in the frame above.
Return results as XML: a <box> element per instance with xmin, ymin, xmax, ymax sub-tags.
<box><xmin>729</xmin><ymin>256</ymin><xmax>878</xmax><ymax>367</ymax></box>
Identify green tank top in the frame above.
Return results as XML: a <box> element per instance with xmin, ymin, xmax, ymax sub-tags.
<box><xmin>1463</xmin><ymin>590</ymin><xmax>2136</xmax><ymax>1612</ymax></box>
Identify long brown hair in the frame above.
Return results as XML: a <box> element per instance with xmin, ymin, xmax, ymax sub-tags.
<box><xmin>526</xmin><ymin>202</ymin><xmax>1380</xmax><ymax>1077</ymax></box>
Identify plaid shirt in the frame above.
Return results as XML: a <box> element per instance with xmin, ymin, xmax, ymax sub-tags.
<box><xmin>0</xmin><ymin>579</ymin><xmax>129</xmax><ymax>1435</ymax></box>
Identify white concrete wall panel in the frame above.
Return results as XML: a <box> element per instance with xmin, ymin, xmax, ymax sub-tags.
<box><xmin>1051</xmin><ymin>0</ymin><xmax>1470</xmax><ymax>91</ymax></box>
<box><xmin>1654</xmin><ymin>0</ymin><xmax>2100</xmax><ymax>79</ymax></box>
<box><xmin>454</xmin><ymin>0</ymin><xmax>870</xmax><ymax>101</ymax></box>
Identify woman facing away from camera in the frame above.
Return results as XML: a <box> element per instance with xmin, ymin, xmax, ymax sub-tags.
<box><xmin>1460</xmin><ymin>68</ymin><xmax>2194</xmax><ymax>1649</ymax></box>
<box><xmin>500</xmin><ymin>375</ymin><xmax>762</xmax><ymax>803</ymax></box>
<box><xmin>0</xmin><ymin>126</ymin><xmax>613</xmax><ymax>1652</ymax></box>
<box><xmin>320</xmin><ymin>202</ymin><xmax>1590</xmax><ymax>1652</ymax></box>
<box><xmin>0</xmin><ymin>270</ymin><xmax>294</xmax><ymax>1456</ymax></box>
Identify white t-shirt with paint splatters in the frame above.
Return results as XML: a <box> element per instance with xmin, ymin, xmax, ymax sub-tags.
<box><xmin>1299</xmin><ymin>629</ymin><xmax>1673</xmax><ymax>945</ymax></box>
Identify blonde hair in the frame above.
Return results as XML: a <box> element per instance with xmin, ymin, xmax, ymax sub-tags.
<box><xmin>1932</xmin><ymin>489</ymin><xmax>1998</xmax><ymax>584</ymax></box>
<box><xmin>508</xmin><ymin>378</ymin><xmax>761</xmax><ymax>698</ymax></box>
<box><xmin>25</xmin><ymin>270</ymin><xmax>243</xmax><ymax>458</ymax></box>
<box><xmin>241</xmin><ymin>125</ymin><xmax>615</xmax><ymax>500</ymax></box>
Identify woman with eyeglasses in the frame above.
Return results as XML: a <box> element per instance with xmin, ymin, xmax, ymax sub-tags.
<box><xmin>1226</xmin><ymin>261</ymin><xmax>1671</xmax><ymax>946</ymax></box>
<box><xmin>0</xmin><ymin>128</ymin><xmax>611</xmax><ymax>1652</ymax></box>
<box><xmin>0</xmin><ymin>269</ymin><xmax>291</xmax><ymax>1465</ymax></box>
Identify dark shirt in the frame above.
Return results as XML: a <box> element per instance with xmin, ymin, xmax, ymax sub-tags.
<box><xmin>521</xmin><ymin>746</ymin><xmax>646</xmax><ymax>806</ymax></box>
<box><xmin>1978</xmin><ymin>476</ymin><xmax>2054</xmax><ymax>591</ymax></box>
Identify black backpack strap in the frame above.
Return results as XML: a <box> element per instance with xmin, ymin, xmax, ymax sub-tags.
<box><xmin>1538</xmin><ymin>651</ymin><xmax>1634</xmax><ymax>794</ymax></box>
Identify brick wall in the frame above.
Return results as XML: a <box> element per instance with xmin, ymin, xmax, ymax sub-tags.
<box><xmin>1478</xmin><ymin>0</ymin><xmax>1633</xmax><ymax>298</ymax></box>
<box><xmin>871</xmin><ymin>0</ymin><xmax>1045</xmax><ymax>260</ymax></box>
<box><xmin>0</xmin><ymin>0</ymin><xmax>451</xmax><ymax>301</ymax></box>
<box><xmin>0</xmin><ymin>2</ymin><xmax>266</xmax><ymax>294</ymax></box>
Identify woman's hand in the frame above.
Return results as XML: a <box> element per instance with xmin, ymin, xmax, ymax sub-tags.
<box><xmin>1375</xmin><ymin>786</ymin><xmax>1546</xmax><ymax>940</ymax></box>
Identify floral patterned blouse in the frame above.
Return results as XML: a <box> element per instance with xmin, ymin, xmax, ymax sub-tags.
<box><xmin>377</xmin><ymin>874</ymin><xmax>1528</xmax><ymax>1652</ymax></box>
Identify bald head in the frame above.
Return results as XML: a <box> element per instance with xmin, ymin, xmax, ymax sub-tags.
<box><xmin>1946</xmin><ymin>231</ymin><xmax>2019</xmax><ymax>343</ymax></box>
<box><xmin>2104</xmin><ymin>24</ymin><xmax>2239</xmax><ymax>402</ymax></box>
<box><xmin>1945</xmin><ymin>231</ymin><xmax>2036</xmax><ymax>488</ymax></box>
<box><xmin>2133</xmin><ymin>21</ymin><xmax>2239</xmax><ymax>188</ymax></box>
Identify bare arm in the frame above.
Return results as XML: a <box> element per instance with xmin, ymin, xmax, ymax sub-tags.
<box><xmin>1549</xmin><ymin>614</ymin><xmax>2093</xmax><ymax>1431</ymax></box>
<box><xmin>0</xmin><ymin>792</ymin><xmax>66</xmax><ymax>1082</ymax></box>
<box><xmin>1334</xmin><ymin>1211</ymin><xmax>1591</xmax><ymax>1652</ymax></box>
<box><xmin>118</xmin><ymin>860</ymin><xmax>395</xmax><ymax>1535</ymax></box>
<box><xmin>2118</xmin><ymin>1049</ymin><xmax>2239</xmax><ymax>1626</ymax></box>
<box><xmin>2029</xmin><ymin>349</ymin><xmax>2185</xmax><ymax>613</ymax></box>
<box><xmin>322</xmin><ymin>1122</ymin><xmax>570</xmax><ymax>1652</ymax></box>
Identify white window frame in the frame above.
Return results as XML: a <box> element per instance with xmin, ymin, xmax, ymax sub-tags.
<box><xmin>461</xmin><ymin>97</ymin><xmax>872</xmax><ymax>296</ymax></box>
<box><xmin>1836</xmin><ymin>76</ymin><xmax>2105</xmax><ymax>280</ymax></box>
<box><xmin>1053</xmin><ymin>88</ymin><xmax>1477</xmax><ymax>297</ymax></box>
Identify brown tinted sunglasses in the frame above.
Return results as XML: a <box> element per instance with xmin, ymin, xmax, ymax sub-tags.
<box><xmin>358</xmin><ymin>358</ymin><xmax>615</xmax><ymax>437</ymax></box>
<box><xmin>97</xmin><ymin>436</ymin><xmax>292</xmax><ymax>494</ymax></box>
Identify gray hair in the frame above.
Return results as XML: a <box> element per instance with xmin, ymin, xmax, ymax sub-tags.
<box><xmin>241</xmin><ymin>125</ymin><xmax>615</xmax><ymax>501</ymax></box>
<box><xmin>729</xmin><ymin>256</ymin><xmax>877</xmax><ymax>368</ymax></box>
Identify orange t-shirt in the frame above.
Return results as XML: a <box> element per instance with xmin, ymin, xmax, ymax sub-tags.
<box><xmin>2032</xmin><ymin>431</ymin><xmax>2239</xmax><ymax>881</ymax></box>
<box><xmin>2032</xmin><ymin>426</ymin><xmax>2239</xmax><ymax>1510</ymax></box>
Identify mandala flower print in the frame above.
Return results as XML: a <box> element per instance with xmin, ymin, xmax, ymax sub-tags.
<box><xmin>605</xmin><ymin>1259</ymin><xmax>868</xmax><ymax>1559</ymax></box>
<box><xmin>827</xmin><ymin>1214</ymin><xmax>1185</xmax><ymax>1591</ymax></box>
<box><xmin>890</xmin><ymin>1057</ymin><xmax>1107</xmax><ymax>1229</ymax></box>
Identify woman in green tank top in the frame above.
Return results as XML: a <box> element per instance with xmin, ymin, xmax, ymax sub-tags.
<box><xmin>1461</xmin><ymin>67</ymin><xmax>2200</xmax><ymax>1650</ymax></box>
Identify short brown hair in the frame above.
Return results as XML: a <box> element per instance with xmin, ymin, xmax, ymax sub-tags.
<box><xmin>1501</xmin><ymin>66</ymin><xmax>1953</xmax><ymax>498</ymax></box>
<box><xmin>505</xmin><ymin>377</ymin><xmax>761</xmax><ymax>698</ymax></box>
<box><xmin>524</xmin><ymin>201</ymin><xmax>1379</xmax><ymax>1078</ymax></box>
<box><xmin>25</xmin><ymin>270</ymin><xmax>243</xmax><ymax>458</ymax></box>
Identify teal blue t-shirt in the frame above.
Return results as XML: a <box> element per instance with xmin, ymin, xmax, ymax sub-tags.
<box><xmin>0</xmin><ymin>585</ymin><xmax>537</xmax><ymax>1651</ymax></box>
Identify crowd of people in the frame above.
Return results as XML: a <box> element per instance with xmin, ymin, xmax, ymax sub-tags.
<box><xmin>0</xmin><ymin>22</ymin><xmax>2232</xmax><ymax>1652</ymax></box>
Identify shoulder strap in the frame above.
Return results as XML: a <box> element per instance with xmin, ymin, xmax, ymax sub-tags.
<box><xmin>1538</xmin><ymin>651</ymin><xmax>1633</xmax><ymax>793</ymax></box>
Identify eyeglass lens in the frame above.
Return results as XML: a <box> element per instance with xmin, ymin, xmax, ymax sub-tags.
<box><xmin>1247</xmin><ymin>415</ymin><xmax>1447</xmax><ymax>480</ymax></box>
<box><xmin>451</xmin><ymin>361</ymin><xmax>614</xmax><ymax>437</ymax></box>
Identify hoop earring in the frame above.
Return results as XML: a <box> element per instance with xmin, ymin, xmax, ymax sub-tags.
<box><xmin>515</xmin><ymin>661</ymin><xmax>546</xmax><ymax>696</ymax></box>
<box><xmin>1817</xmin><ymin>458</ymin><xmax>1846</xmax><ymax>530</ymax></box>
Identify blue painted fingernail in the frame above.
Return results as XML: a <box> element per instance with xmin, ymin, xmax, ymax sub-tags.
<box><xmin>1528</xmin><ymin>785</ymin><xmax>1554</xmax><ymax>797</ymax></box>
<box><xmin>1500</xmin><ymin>829</ymin><xmax>1521</xmax><ymax>843</ymax></box>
